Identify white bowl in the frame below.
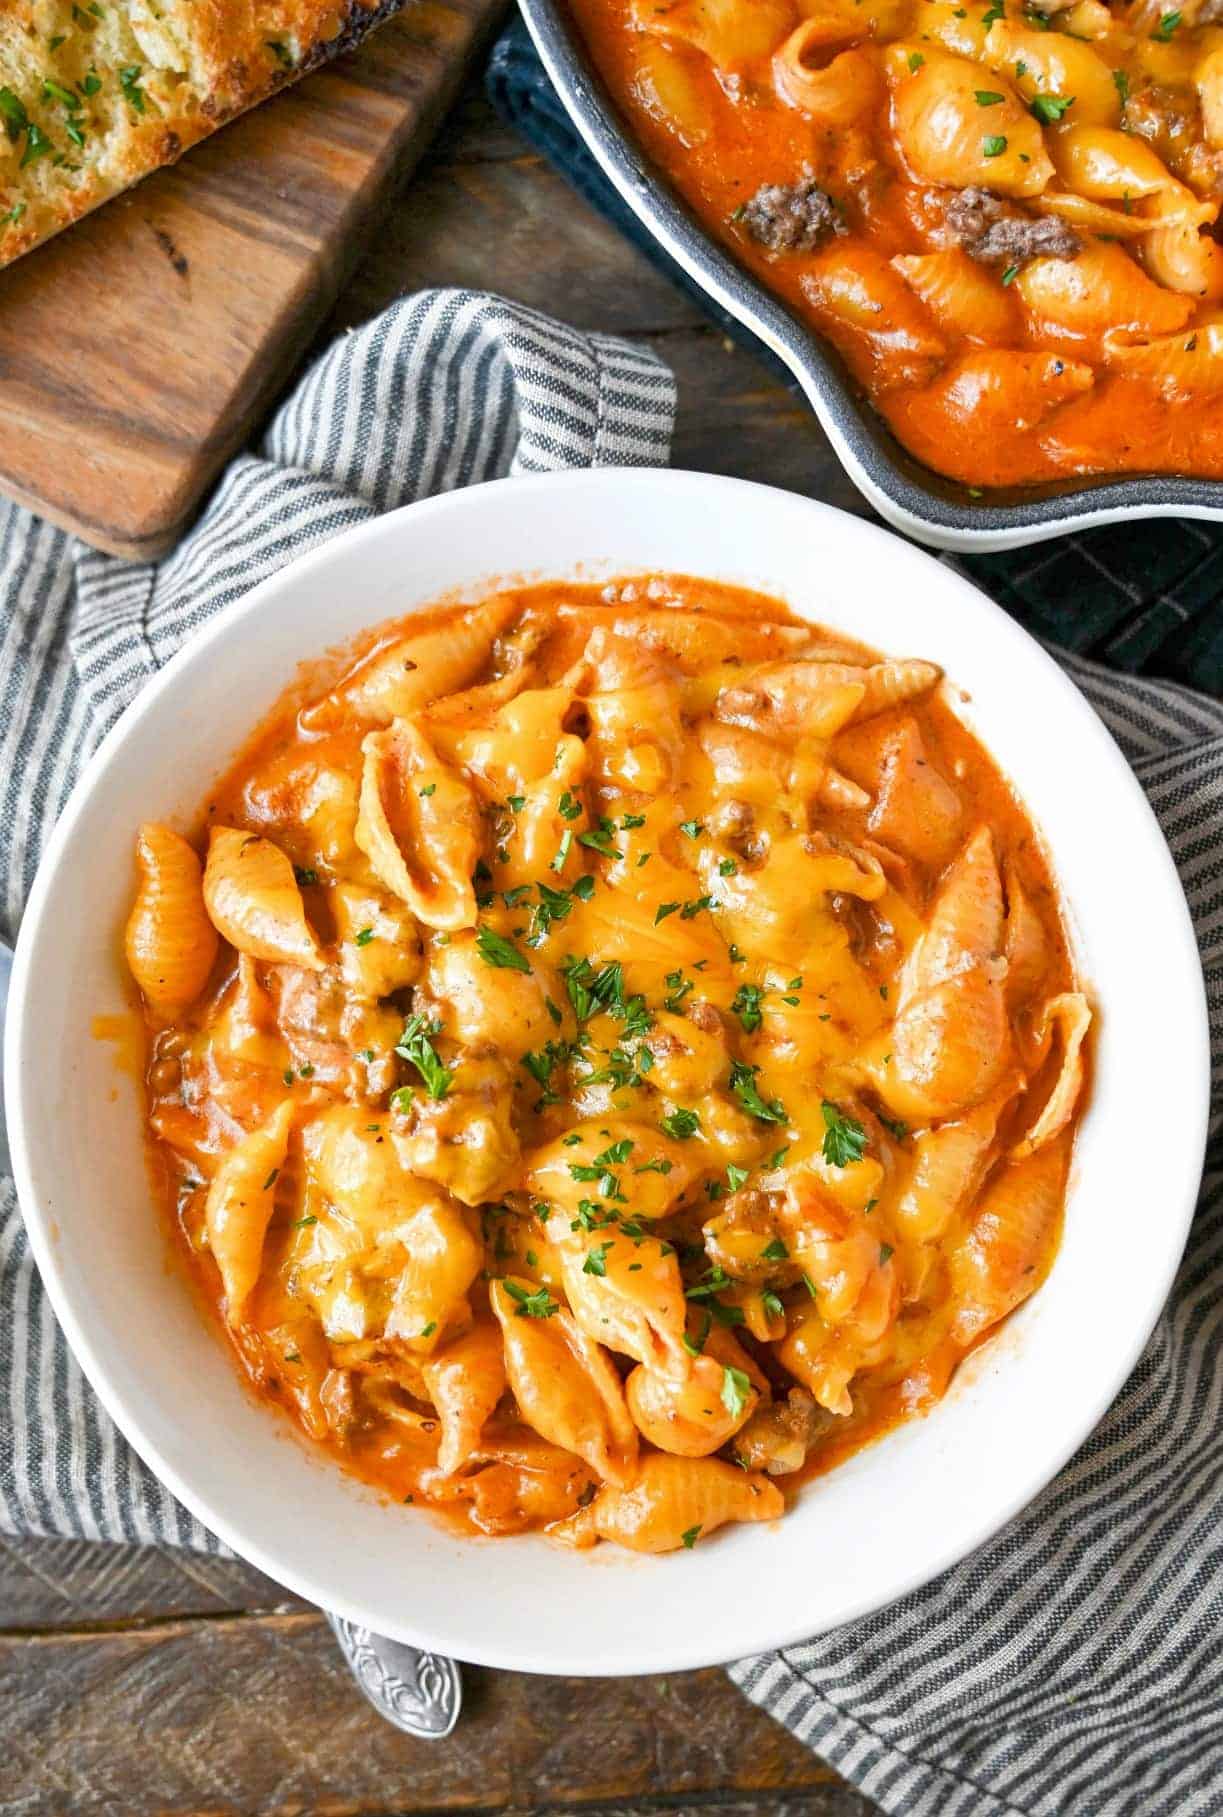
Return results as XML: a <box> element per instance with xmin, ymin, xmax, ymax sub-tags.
<box><xmin>6</xmin><ymin>470</ymin><xmax>1209</xmax><ymax>1675</ymax></box>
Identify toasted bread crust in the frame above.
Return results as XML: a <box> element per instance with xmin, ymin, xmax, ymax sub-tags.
<box><xmin>0</xmin><ymin>0</ymin><xmax>408</xmax><ymax>268</ymax></box>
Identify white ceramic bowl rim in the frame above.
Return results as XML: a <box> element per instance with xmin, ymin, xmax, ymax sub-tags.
<box><xmin>5</xmin><ymin>470</ymin><xmax>1210</xmax><ymax>1674</ymax></box>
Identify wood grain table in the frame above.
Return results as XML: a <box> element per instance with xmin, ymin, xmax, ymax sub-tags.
<box><xmin>4</xmin><ymin>72</ymin><xmax>880</xmax><ymax>1817</ymax></box>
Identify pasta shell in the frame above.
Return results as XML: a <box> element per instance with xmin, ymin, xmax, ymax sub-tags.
<box><xmin>317</xmin><ymin>596</ymin><xmax>520</xmax><ymax>727</ymax></box>
<box><xmin>558</xmin><ymin>1232</ymin><xmax>690</xmax><ymax>1374</ymax></box>
<box><xmin>205</xmin><ymin>1099</ymin><xmax>295</xmax><ymax>1324</ymax></box>
<box><xmin>892</xmin><ymin>250</ymin><xmax>1018</xmax><ymax>345</ymax></box>
<box><xmin>950</xmin><ymin>1138</ymin><xmax>1069</xmax><ymax>1343</ymax></box>
<box><xmin>775</xmin><ymin>26</ymin><xmax>883</xmax><ymax>126</ymax></box>
<box><xmin>1002</xmin><ymin>868</ymin><xmax>1050</xmax><ymax>1009</ymax></box>
<box><xmin>1012</xmin><ymin>992</ymin><xmax>1091</xmax><ymax>1158</ymax></box>
<box><xmin>865</xmin><ymin>716</ymin><xmax>963</xmax><ymax>864</ymax></box>
<box><xmin>125</xmin><ymin>823</ymin><xmax>218</xmax><ymax>1016</ymax></box>
<box><xmin>491</xmin><ymin>1279</ymin><xmax>638</xmax><ymax>1485</ymax></box>
<box><xmin>895</xmin><ymin>1101</ymin><xmax>999</xmax><ymax>1242</ymax></box>
<box><xmin>625</xmin><ymin>1326</ymin><xmax>762</xmax><ymax>1458</ymax></box>
<box><xmin>887</xmin><ymin>50</ymin><xmax>1053</xmax><ymax>196</ymax></box>
<box><xmin>355</xmin><ymin>717</ymin><xmax>480</xmax><ymax>931</ymax></box>
<box><xmin>715</xmin><ymin>663</ymin><xmax>867</xmax><ymax>738</ymax></box>
<box><xmin>420</xmin><ymin>931</ymin><xmax>566</xmax><ymax>1064</ymax></box>
<box><xmin>421</xmin><ymin>1322</ymin><xmax>508</xmax><ymax>1475</ymax></box>
<box><xmin>610</xmin><ymin>611</ymin><xmax>811</xmax><ymax>670</ymax></box>
<box><xmin>551</xmin><ymin>1453</ymin><xmax>784</xmax><ymax>1552</ymax></box>
<box><xmin>384</xmin><ymin>1198</ymin><xmax>484</xmax><ymax>1354</ymax></box>
<box><xmin>1103</xmin><ymin>319</ymin><xmax>1223</xmax><ymax>401</ymax></box>
<box><xmin>904</xmin><ymin>825</ymin><xmax>1004</xmax><ymax>996</ymax></box>
<box><xmin>803</xmin><ymin>242</ymin><xmax>947</xmax><ymax>389</ymax></box>
<box><xmin>203</xmin><ymin>827</ymin><xmax>324</xmax><ymax>970</ymax></box>
<box><xmin>1016</xmin><ymin>242</ymin><xmax>1195</xmax><ymax>338</ymax></box>
<box><xmin>634</xmin><ymin>0</ymin><xmax>793</xmax><ymax>70</ymax></box>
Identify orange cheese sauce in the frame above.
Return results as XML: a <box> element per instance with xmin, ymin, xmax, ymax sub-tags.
<box><xmin>567</xmin><ymin>0</ymin><xmax>1223</xmax><ymax>490</ymax></box>
<box><xmin>127</xmin><ymin>578</ymin><xmax>1089</xmax><ymax>1552</ymax></box>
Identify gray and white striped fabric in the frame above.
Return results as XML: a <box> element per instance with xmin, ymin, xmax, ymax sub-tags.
<box><xmin>1</xmin><ymin>285</ymin><xmax>1219</xmax><ymax>1814</ymax></box>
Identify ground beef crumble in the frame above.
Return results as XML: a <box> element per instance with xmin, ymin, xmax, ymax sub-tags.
<box><xmin>739</xmin><ymin>180</ymin><xmax>846</xmax><ymax>253</ymax></box>
<box><xmin>944</xmin><ymin>186</ymin><xmax>1081</xmax><ymax>265</ymax></box>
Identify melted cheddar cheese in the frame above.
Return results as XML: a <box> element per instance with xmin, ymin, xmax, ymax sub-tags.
<box><xmin>126</xmin><ymin>577</ymin><xmax>1090</xmax><ymax>1553</ymax></box>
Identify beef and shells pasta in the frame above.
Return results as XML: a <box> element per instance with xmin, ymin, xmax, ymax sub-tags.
<box><xmin>567</xmin><ymin>0</ymin><xmax>1223</xmax><ymax>488</ymax></box>
<box><xmin>126</xmin><ymin>579</ymin><xmax>1090</xmax><ymax>1553</ymax></box>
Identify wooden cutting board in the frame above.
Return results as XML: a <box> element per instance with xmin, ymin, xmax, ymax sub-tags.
<box><xmin>0</xmin><ymin>0</ymin><xmax>505</xmax><ymax>559</ymax></box>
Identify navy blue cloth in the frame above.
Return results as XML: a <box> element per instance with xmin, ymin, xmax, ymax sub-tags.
<box><xmin>487</xmin><ymin>14</ymin><xmax>1223</xmax><ymax>695</ymax></box>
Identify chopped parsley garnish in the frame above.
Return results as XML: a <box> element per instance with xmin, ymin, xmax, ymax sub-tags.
<box><xmin>475</xmin><ymin>924</ymin><xmax>531</xmax><ymax>973</ymax></box>
<box><xmin>907</xmin><ymin>49</ymin><xmax>924</xmax><ymax>71</ymax></box>
<box><xmin>503</xmin><ymin>1279</ymin><xmax>559</xmax><ymax>1319</ymax></box>
<box><xmin>578</xmin><ymin>820</ymin><xmax>621</xmax><ymax>858</ymax></box>
<box><xmin>390</xmin><ymin>1086</ymin><xmax>414</xmax><ymax>1115</ymax></box>
<box><xmin>395</xmin><ymin>1014</ymin><xmax>454</xmax><ymax>1100</ymax></box>
<box><xmin>562</xmin><ymin>955</ymin><xmax>625</xmax><ymax>1022</ymax></box>
<box><xmin>983</xmin><ymin>134</ymin><xmax>1007</xmax><ymax>158</ymax></box>
<box><xmin>660</xmin><ymin>1107</ymin><xmax>701</xmax><ymax>1140</ymax></box>
<box><xmin>1113</xmin><ymin>68</ymin><xmax>1129</xmax><ymax>105</ymax></box>
<box><xmin>821</xmin><ymin>1101</ymin><xmax>867</xmax><ymax>1167</ymax></box>
<box><xmin>880</xmin><ymin>1113</ymin><xmax>910</xmax><ymax>1142</ymax></box>
<box><xmin>982</xmin><ymin>0</ymin><xmax>1005</xmax><ymax>24</ymax></box>
<box><xmin>583</xmin><ymin>1241</ymin><xmax>613</xmax><ymax>1277</ymax></box>
<box><xmin>294</xmin><ymin>865</ymin><xmax>318</xmax><ymax>886</ymax></box>
<box><xmin>663</xmin><ymin>968</ymin><xmax>694</xmax><ymax>1012</ymax></box>
<box><xmin>975</xmin><ymin>89</ymin><xmax>1005</xmax><ymax>105</ymax></box>
<box><xmin>594</xmin><ymin>1138</ymin><xmax>634</xmax><ymax>1166</ymax></box>
<box><xmin>20</xmin><ymin>123</ymin><xmax>53</xmax><ymax>168</ymax></box>
<box><xmin>261</xmin><ymin>1168</ymin><xmax>280</xmax><ymax>1191</ymax></box>
<box><xmin>551</xmin><ymin>829</ymin><xmax>573</xmax><ymax>872</ymax></box>
<box><xmin>718</xmin><ymin>857</ymin><xmax>738</xmax><ymax>876</ymax></box>
<box><xmin>768</xmin><ymin>1146</ymin><xmax>790</xmax><ymax>1169</ymax></box>
<box><xmin>726</xmin><ymin>1163</ymin><xmax>749</xmax><ymax>1192</ymax></box>
<box><xmin>760</xmin><ymin>1237</ymin><xmax>789</xmax><ymax>1263</ymax></box>
<box><xmin>721</xmin><ymin>1365</ymin><xmax>752</xmax><ymax>1420</ymax></box>
<box><xmin>558</xmin><ymin>789</ymin><xmax>582</xmax><ymax>821</ymax></box>
<box><xmin>680</xmin><ymin>895</ymin><xmax>712</xmax><ymax>919</ymax></box>
<box><xmin>621</xmin><ymin>811</ymin><xmax>646</xmax><ymax>829</ymax></box>
<box><xmin>879</xmin><ymin>1243</ymin><xmax>895</xmax><ymax>1267</ymax></box>
<box><xmin>681</xmin><ymin>1524</ymin><xmax>702</xmax><ymax>1549</ymax></box>
<box><xmin>354</xmin><ymin>926</ymin><xmax>375</xmax><ymax>947</ymax></box>
<box><xmin>1030</xmin><ymin>93</ymin><xmax>1075</xmax><ymax>124</ymax></box>
<box><xmin>1152</xmin><ymin>8</ymin><xmax>1181</xmax><ymax>36</ymax></box>
<box><xmin>730</xmin><ymin>1061</ymin><xmax>787</xmax><ymax>1126</ymax></box>
<box><xmin>761</xmin><ymin>1289</ymin><xmax>785</xmax><ymax>1322</ymax></box>
<box><xmin>654</xmin><ymin>900</ymin><xmax>680</xmax><ymax>925</ymax></box>
<box><xmin>291</xmin><ymin>1214</ymin><xmax>317</xmax><ymax>1229</ymax></box>
<box><xmin>679</xmin><ymin>819</ymin><xmax>704</xmax><ymax>840</ymax></box>
<box><xmin>683</xmin><ymin>1308</ymin><xmax>712</xmax><ymax>1356</ymax></box>
<box><xmin>731</xmin><ymin>983</ymin><xmax>764</xmax><ymax>1033</ymax></box>
<box><xmin>119</xmin><ymin>64</ymin><xmax>146</xmax><ymax>112</ymax></box>
<box><xmin>634</xmin><ymin>1156</ymin><xmax>674</xmax><ymax>1175</ymax></box>
<box><xmin>0</xmin><ymin>88</ymin><xmax>28</xmax><ymax>140</ymax></box>
<box><xmin>1002</xmin><ymin>264</ymin><xmax>1019</xmax><ymax>286</ymax></box>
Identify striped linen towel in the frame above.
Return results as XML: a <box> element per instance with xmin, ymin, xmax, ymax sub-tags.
<box><xmin>1</xmin><ymin>286</ymin><xmax>1220</xmax><ymax>1815</ymax></box>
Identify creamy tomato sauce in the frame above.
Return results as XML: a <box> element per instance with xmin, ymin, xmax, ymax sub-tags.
<box><xmin>568</xmin><ymin>0</ymin><xmax>1223</xmax><ymax>489</ymax></box>
<box><xmin>127</xmin><ymin>578</ymin><xmax>1090</xmax><ymax>1552</ymax></box>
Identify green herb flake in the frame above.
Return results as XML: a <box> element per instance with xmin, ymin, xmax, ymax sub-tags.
<box><xmin>354</xmin><ymin>926</ymin><xmax>375</xmax><ymax>947</ymax></box>
<box><xmin>395</xmin><ymin>1014</ymin><xmax>454</xmax><ymax>1100</ymax></box>
<box><xmin>761</xmin><ymin>1237</ymin><xmax>789</xmax><ymax>1262</ymax></box>
<box><xmin>721</xmin><ymin>1365</ymin><xmax>753</xmax><ymax>1420</ymax></box>
<box><xmin>730</xmin><ymin>1060</ymin><xmax>788</xmax><ymax>1126</ymax></box>
<box><xmin>475</xmin><ymin>924</ymin><xmax>531</xmax><ymax>973</ymax></box>
<box><xmin>583</xmin><ymin>1241</ymin><xmax>613</xmax><ymax>1277</ymax></box>
<box><xmin>1030</xmin><ymin>92</ymin><xmax>1075</xmax><ymax>123</ymax></box>
<box><xmin>975</xmin><ymin>89</ymin><xmax>1005</xmax><ymax>105</ymax></box>
<box><xmin>821</xmin><ymin>1100</ymin><xmax>867</xmax><ymax>1167</ymax></box>
<box><xmin>503</xmin><ymin>1278</ymin><xmax>559</xmax><ymax>1319</ymax></box>
<box><xmin>1152</xmin><ymin>8</ymin><xmax>1181</xmax><ymax>37</ymax></box>
<box><xmin>655</xmin><ymin>901</ymin><xmax>680</xmax><ymax>925</ymax></box>
<box><xmin>660</xmin><ymin>1107</ymin><xmax>701</xmax><ymax>1140</ymax></box>
<box><xmin>118</xmin><ymin>64</ymin><xmax>146</xmax><ymax>112</ymax></box>
<box><xmin>681</xmin><ymin>1524</ymin><xmax>702</xmax><ymax>1549</ymax></box>
<box><xmin>726</xmin><ymin>1163</ymin><xmax>749</xmax><ymax>1192</ymax></box>
<box><xmin>983</xmin><ymin>134</ymin><xmax>1008</xmax><ymax>158</ymax></box>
